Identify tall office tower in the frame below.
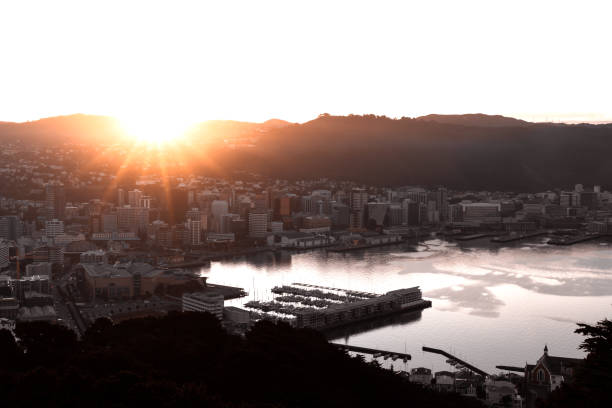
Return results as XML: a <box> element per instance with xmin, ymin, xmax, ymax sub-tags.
<box><xmin>248</xmin><ymin>210</ymin><xmax>268</xmax><ymax>238</ymax></box>
<box><xmin>0</xmin><ymin>242</ymin><xmax>10</xmax><ymax>269</ymax></box>
<box><xmin>45</xmin><ymin>219</ymin><xmax>65</xmax><ymax>238</ymax></box>
<box><xmin>301</xmin><ymin>195</ymin><xmax>315</xmax><ymax>214</ymax></box>
<box><xmin>102</xmin><ymin>214</ymin><xmax>118</xmax><ymax>233</ymax></box>
<box><xmin>334</xmin><ymin>190</ymin><xmax>347</xmax><ymax>205</ymax></box>
<box><xmin>139</xmin><ymin>195</ymin><xmax>152</xmax><ymax>209</ymax></box>
<box><xmin>118</xmin><ymin>206</ymin><xmax>149</xmax><ymax>233</ymax></box>
<box><xmin>128</xmin><ymin>189</ymin><xmax>143</xmax><ymax>207</ymax></box>
<box><xmin>273</xmin><ymin>196</ymin><xmax>292</xmax><ymax>219</ymax></box>
<box><xmin>448</xmin><ymin>204</ymin><xmax>463</xmax><ymax>223</ymax></box>
<box><xmin>401</xmin><ymin>199</ymin><xmax>420</xmax><ymax>226</ymax></box>
<box><xmin>45</xmin><ymin>184</ymin><xmax>66</xmax><ymax>220</ymax></box>
<box><xmin>187</xmin><ymin>219</ymin><xmax>201</xmax><ymax>246</ymax></box>
<box><xmin>349</xmin><ymin>188</ymin><xmax>368</xmax><ymax>230</ymax></box>
<box><xmin>594</xmin><ymin>185</ymin><xmax>601</xmax><ymax>193</ymax></box>
<box><xmin>436</xmin><ymin>187</ymin><xmax>448</xmax><ymax>222</ymax></box>
<box><xmin>186</xmin><ymin>208</ymin><xmax>202</xmax><ymax>222</ymax></box>
<box><xmin>254</xmin><ymin>194</ymin><xmax>268</xmax><ymax>211</ymax></box>
<box><xmin>117</xmin><ymin>188</ymin><xmax>126</xmax><ymax>207</ymax></box>
<box><xmin>406</xmin><ymin>189</ymin><xmax>428</xmax><ymax>206</ymax></box>
<box><xmin>0</xmin><ymin>215</ymin><xmax>23</xmax><ymax>240</ymax></box>
<box><xmin>560</xmin><ymin>191</ymin><xmax>580</xmax><ymax>208</ymax></box>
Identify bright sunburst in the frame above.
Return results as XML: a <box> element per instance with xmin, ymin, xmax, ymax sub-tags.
<box><xmin>120</xmin><ymin>113</ymin><xmax>193</xmax><ymax>146</ymax></box>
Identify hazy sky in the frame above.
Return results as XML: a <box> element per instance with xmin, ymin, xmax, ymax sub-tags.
<box><xmin>2</xmin><ymin>0</ymin><xmax>611</xmax><ymax>125</ymax></box>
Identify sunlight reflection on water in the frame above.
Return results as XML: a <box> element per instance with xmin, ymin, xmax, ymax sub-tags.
<box><xmin>202</xmin><ymin>240</ymin><xmax>612</xmax><ymax>373</ymax></box>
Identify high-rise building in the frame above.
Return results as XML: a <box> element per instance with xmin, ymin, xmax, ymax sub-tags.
<box><xmin>128</xmin><ymin>189</ymin><xmax>143</xmax><ymax>207</ymax></box>
<box><xmin>45</xmin><ymin>219</ymin><xmax>65</xmax><ymax>238</ymax></box>
<box><xmin>102</xmin><ymin>214</ymin><xmax>118</xmax><ymax>233</ymax></box>
<box><xmin>0</xmin><ymin>216</ymin><xmax>23</xmax><ymax>241</ymax></box>
<box><xmin>45</xmin><ymin>184</ymin><xmax>66</xmax><ymax>220</ymax></box>
<box><xmin>560</xmin><ymin>191</ymin><xmax>580</xmax><ymax>208</ymax></box>
<box><xmin>187</xmin><ymin>219</ymin><xmax>201</xmax><ymax>246</ymax></box>
<box><xmin>461</xmin><ymin>203</ymin><xmax>501</xmax><ymax>224</ymax></box>
<box><xmin>117</xmin><ymin>188</ymin><xmax>126</xmax><ymax>207</ymax></box>
<box><xmin>118</xmin><ymin>206</ymin><xmax>149</xmax><ymax>233</ymax></box>
<box><xmin>436</xmin><ymin>187</ymin><xmax>448</xmax><ymax>222</ymax></box>
<box><xmin>349</xmin><ymin>188</ymin><xmax>368</xmax><ymax>230</ymax></box>
<box><xmin>0</xmin><ymin>242</ymin><xmax>9</xmax><ymax>269</ymax></box>
<box><xmin>401</xmin><ymin>199</ymin><xmax>420</xmax><ymax>226</ymax></box>
<box><xmin>248</xmin><ymin>210</ymin><xmax>268</xmax><ymax>238</ymax></box>
<box><xmin>139</xmin><ymin>195</ymin><xmax>153</xmax><ymax>209</ymax></box>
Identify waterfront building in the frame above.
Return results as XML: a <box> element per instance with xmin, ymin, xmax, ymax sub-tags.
<box><xmin>461</xmin><ymin>203</ymin><xmax>501</xmax><ymax>224</ymax></box>
<box><xmin>292</xmin><ymin>287</ymin><xmax>429</xmax><ymax>330</ymax></box>
<box><xmin>300</xmin><ymin>215</ymin><xmax>331</xmax><ymax>233</ymax></box>
<box><xmin>77</xmin><ymin>261</ymin><xmax>197</xmax><ymax>301</ymax></box>
<box><xmin>448</xmin><ymin>203</ymin><xmax>463</xmax><ymax>223</ymax></box>
<box><xmin>366</xmin><ymin>202</ymin><xmax>390</xmax><ymax>228</ymax></box>
<box><xmin>409</xmin><ymin>367</ymin><xmax>433</xmax><ymax>386</ymax></box>
<box><xmin>182</xmin><ymin>292</ymin><xmax>224</xmax><ymax>320</ymax></box>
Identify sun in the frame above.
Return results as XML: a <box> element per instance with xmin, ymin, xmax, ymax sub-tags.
<box><xmin>120</xmin><ymin>113</ymin><xmax>194</xmax><ymax>147</ymax></box>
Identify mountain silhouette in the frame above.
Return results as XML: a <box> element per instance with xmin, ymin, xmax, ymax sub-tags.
<box><xmin>2</xmin><ymin>113</ymin><xmax>611</xmax><ymax>190</ymax></box>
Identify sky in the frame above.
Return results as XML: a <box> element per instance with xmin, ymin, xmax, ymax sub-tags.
<box><xmin>1</xmin><ymin>0</ymin><xmax>611</xmax><ymax>126</ymax></box>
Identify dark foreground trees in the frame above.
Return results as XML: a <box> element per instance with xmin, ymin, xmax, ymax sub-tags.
<box><xmin>541</xmin><ymin>318</ymin><xmax>612</xmax><ymax>408</ymax></box>
<box><xmin>1</xmin><ymin>312</ymin><xmax>483</xmax><ymax>408</ymax></box>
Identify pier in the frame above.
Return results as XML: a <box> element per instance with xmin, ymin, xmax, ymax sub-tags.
<box><xmin>491</xmin><ymin>231</ymin><xmax>549</xmax><ymax>243</ymax></box>
<box><xmin>333</xmin><ymin>343</ymin><xmax>411</xmax><ymax>361</ymax></box>
<box><xmin>422</xmin><ymin>346</ymin><xmax>489</xmax><ymax>377</ymax></box>
<box><xmin>455</xmin><ymin>233</ymin><xmax>499</xmax><ymax>241</ymax></box>
<box><xmin>548</xmin><ymin>233</ymin><xmax>605</xmax><ymax>245</ymax></box>
<box><xmin>327</xmin><ymin>239</ymin><xmax>406</xmax><ymax>253</ymax></box>
<box><xmin>496</xmin><ymin>365</ymin><xmax>525</xmax><ymax>373</ymax></box>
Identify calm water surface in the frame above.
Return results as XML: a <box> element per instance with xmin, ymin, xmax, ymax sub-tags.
<box><xmin>201</xmin><ymin>238</ymin><xmax>612</xmax><ymax>374</ymax></box>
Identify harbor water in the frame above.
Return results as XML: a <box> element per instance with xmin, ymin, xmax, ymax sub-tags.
<box><xmin>201</xmin><ymin>238</ymin><xmax>612</xmax><ymax>374</ymax></box>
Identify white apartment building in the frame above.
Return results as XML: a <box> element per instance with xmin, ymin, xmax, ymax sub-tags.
<box><xmin>182</xmin><ymin>292</ymin><xmax>224</xmax><ymax>320</ymax></box>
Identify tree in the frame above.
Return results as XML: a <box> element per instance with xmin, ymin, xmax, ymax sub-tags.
<box><xmin>542</xmin><ymin>319</ymin><xmax>612</xmax><ymax>408</ymax></box>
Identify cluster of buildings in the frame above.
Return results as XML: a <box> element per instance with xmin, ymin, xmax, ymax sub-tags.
<box><xmin>406</xmin><ymin>345</ymin><xmax>583</xmax><ymax>408</ymax></box>
<box><xmin>2</xmin><ymin>170</ymin><xmax>611</xmax><ymax>277</ymax></box>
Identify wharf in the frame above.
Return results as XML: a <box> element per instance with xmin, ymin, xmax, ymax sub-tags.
<box><xmin>491</xmin><ymin>231</ymin><xmax>549</xmax><ymax>243</ymax></box>
<box><xmin>333</xmin><ymin>343</ymin><xmax>411</xmax><ymax>360</ymax></box>
<box><xmin>455</xmin><ymin>233</ymin><xmax>500</xmax><ymax>241</ymax></box>
<box><xmin>327</xmin><ymin>239</ymin><xmax>406</xmax><ymax>253</ymax></box>
<box><xmin>496</xmin><ymin>365</ymin><xmax>525</xmax><ymax>373</ymax></box>
<box><xmin>548</xmin><ymin>233</ymin><xmax>606</xmax><ymax>245</ymax></box>
<box><xmin>422</xmin><ymin>346</ymin><xmax>489</xmax><ymax>377</ymax></box>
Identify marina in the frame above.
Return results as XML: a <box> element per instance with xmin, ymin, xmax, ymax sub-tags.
<box><xmin>245</xmin><ymin>283</ymin><xmax>432</xmax><ymax>331</ymax></box>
